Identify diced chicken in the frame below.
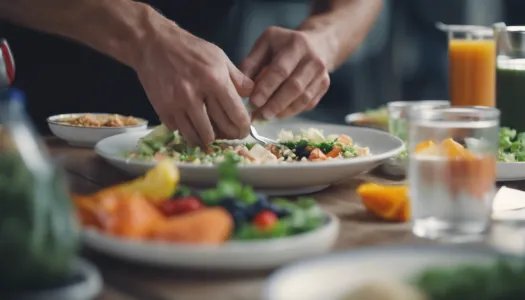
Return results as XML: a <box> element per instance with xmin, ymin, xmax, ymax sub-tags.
<box><xmin>235</xmin><ymin>146</ymin><xmax>255</xmax><ymax>161</ymax></box>
<box><xmin>264</xmin><ymin>144</ymin><xmax>281</xmax><ymax>158</ymax></box>
<box><xmin>248</xmin><ymin>144</ymin><xmax>278</xmax><ymax>163</ymax></box>
<box><xmin>309</xmin><ymin>148</ymin><xmax>327</xmax><ymax>161</ymax></box>
<box><xmin>336</xmin><ymin>135</ymin><xmax>353</xmax><ymax>146</ymax></box>
<box><xmin>356</xmin><ymin>147</ymin><xmax>370</xmax><ymax>156</ymax></box>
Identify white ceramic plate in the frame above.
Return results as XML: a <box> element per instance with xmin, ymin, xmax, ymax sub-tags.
<box><xmin>82</xmin><ymin>213</ymin><xmax>339</xmax><ymax>270</ymax></box>
<box><xmin>264</xmin><ymin>245</ymin><xmax>504</xmax><ymax>300</ymax></box>
<box><xmin>381</xmin><ymin>159</ymin><xmax>525</xmax><ymax>182</ymax></box>
<box><xmin>95</xmin><ymin>124</ymin><xmax>404</xmax><ymax>195</ymax></box>
<box><xmin>48</xmin><ymin>113</ymin><xmax>148</xmax><ymax>147</ymax></box>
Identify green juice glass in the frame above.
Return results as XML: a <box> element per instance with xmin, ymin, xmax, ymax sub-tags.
<box><xmin>495</xmin><ymin>26</ymin><xmax>525</xmax><ymax>132</ymax></box>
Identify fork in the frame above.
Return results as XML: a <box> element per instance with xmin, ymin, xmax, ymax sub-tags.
<box><xmin>250</xmin><ymin>125</ymin><xmax>276</xmax><ymax>145</ymax></box>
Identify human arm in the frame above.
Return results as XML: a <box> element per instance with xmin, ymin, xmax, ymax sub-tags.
<box><xmin>0</xmin><ymin>0</ymin><xmax>253</xmax><ymax>145</ymax></box>
<box><xmin>241</xmin><ymin>0</ymin><xmax>382</xmax><ymax>120</ymax></box>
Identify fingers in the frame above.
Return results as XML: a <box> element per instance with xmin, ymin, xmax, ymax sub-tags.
<box><xmin>227</xmin><ymin>61</ymin><xmax>254</xmax><ymax>98</ymax></box>
<box><xmin>206</xmin><ymin>97</ymin><xmax>240</xmax><ymax>139</ymax></box>
<box><xmin>214</xmin><ymin>78</ymin><xmax>251</xmax><ymax>139</ymax></box>
<box><xmin>257</xmin><ymin>57</ymin><xmax>319</xmax><ymax>118</ymax></box>
<box><xmin>249</xmin><ymin>46</ymin><xmax>304</xmax><ymax>115</ymax></box>
<box><xmin>276</xmin><ymin>73</ymin><xmax>330</xmax><ymax>119</ymax></box>
<box><xmin>173</xmin><ymin>111</ymin><xmax>200</xmax><ymax>146</ymax></box>
<box><xmin>239</xmin><ymin>34</ymin><xmax>272</xmax><ymax>79</ymax></box>
<box><xmin>186</xmin><ymin>103</ymin><xmax>215</xmax><ymax>146</ymax></box>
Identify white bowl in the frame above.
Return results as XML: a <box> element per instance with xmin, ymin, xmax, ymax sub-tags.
<box><xmin>82</xmin><ymin>213</ymin><xmax>339</xmax><ymax>270</ymax></box>
<box><xmin>264</xmin><ymin>245</ymin><xmax>506</xmax><ymax>300</ymax></box>
<box><xmin>95</xmin><ymin>124</ymin><xmax>404</xmax><ymax>195</ymax></box>
<box><xmin>47</xmin><ymin>113</ymin><xmax>148</xmax><ymax>147</ymax></box>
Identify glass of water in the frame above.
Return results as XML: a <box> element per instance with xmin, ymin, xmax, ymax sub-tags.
<box><xmin>407</xmin><ymin>106</ymin><xmax>499</xmax><ymax>242</ymax></box>
<box><xmin>387</xmin><ymin>101</ymin><xmax>450</xmax><ymax>141</ymax></box>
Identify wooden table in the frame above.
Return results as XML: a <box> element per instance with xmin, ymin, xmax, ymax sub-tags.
<box><xmin>47</xmin><ymin>137</ymin><xmax>525</xmax><ymax>300</ymax></box>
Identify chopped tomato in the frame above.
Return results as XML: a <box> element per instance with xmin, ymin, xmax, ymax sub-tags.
<box><xmin>326</xmin><ymin>146</ymin><xmax>342</xmax><ymax>158</ymax></box>
<box><xmin>253</xmin><ymin>210</ymin><xmax>278</xmax><ymax>230</ymax></box>
<box><xmin>159</xmin><ymin>197</ymin><xmax>204</xmax><ymax>217</ymax></box>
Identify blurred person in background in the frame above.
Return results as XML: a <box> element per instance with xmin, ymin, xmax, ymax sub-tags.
<box><xmin>0</xmin><ymin>0</ymin><xmax>381</xmax><ymax>146</ymax></box>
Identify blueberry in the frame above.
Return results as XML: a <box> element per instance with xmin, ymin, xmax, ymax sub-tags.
<box><xmin>272</xmin><ymin>207</ymin><xmax>290</xmax><ymax>218</ymax></box>
<box><xmin>219</xmin><ymin>197</ymin><xmax>246</xmax><ymax>212</ymax></box>
<box><xmin>231</xmin><ymin>211</ymin><xmax>246</xmax><ymax>231</ymax></box>
<box><xmin>244</xmin><ymin>204</ymin><xmax>259</xmax><ymax>220</ymax></box>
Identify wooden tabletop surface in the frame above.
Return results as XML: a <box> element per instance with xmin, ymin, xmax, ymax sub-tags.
<box><xmin>46</xmin><ymin>137</ymin><xmax>525</xmax><ymax>300</ymax></box>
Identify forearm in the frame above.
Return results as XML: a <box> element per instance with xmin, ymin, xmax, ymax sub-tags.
<box><xmin>299</xmin><ymin>0</ymin><xmax>382</xmax><ymax>72</ymax></box>
<box><xmin>0</xmin><ymin>0</ymin><xmax>156</xmax><ymax>68</ymax></box>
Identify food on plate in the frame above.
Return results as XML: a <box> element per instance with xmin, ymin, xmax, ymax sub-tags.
<box><xmin>343</xmin><ymin>260</ymin><xmax>525</xmax><ymax>300</ymax></box>
<box><xmin>357</xmin><ymin>183</ymin><xmax>410</xmax><ymax>222</ymax></box>
<box><xmin>56</xmin><ymin>113</ymin><xmax>141</xmax><ymax>127</ymax></box>
<box><xmin>350</xmin><ymin>106</ymin><xmax>388</xmax><ymax>128</ymax></box>
<box><xmin>127</xmin><ymin>125</ymin><xmax>370</xmax><ymax>164</ymax></box>
<box><xmin>342</xmin><ymin>280</ymin><xmax>427</xmax><ymax>300</ymax></box>
<box><xmin>73</xmin><ymin>154</ymin><xmax>327</xmax><ymax>244</ymax></box>
<box><xmin>497</xmin><ymin>127</ymin><xmax>525</xmax><ymax>162</ymax></box>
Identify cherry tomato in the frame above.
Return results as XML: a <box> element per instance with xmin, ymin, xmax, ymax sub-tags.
<box><xmin>253</xmin><ymin>210</ymin><xmax>278</xmax><ymax>230</ymax></box>
<box><xmin>159</xmin><ymin>197</ymin><xmax>204</xmax><ymax>217</ymax></box>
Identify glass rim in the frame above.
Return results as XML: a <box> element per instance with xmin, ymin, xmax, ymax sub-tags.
<box><xmin>387</xmin><ymin>100</ymin><xmax>450</xmax><ymax>114</ymax></box>
<box><xmin>387</xmin><ymin>100</ymin><xmax>450</xmax><ymax>108</ymax></box>
<box><xmin>496</xmin><ymin>26</ymin><xmax>525</xmax><ymax>33</ymax></box>
<box><xmin>409</xmin><ymin>106</ymin><xmax>500</xmax><ymax>122</ymax></box>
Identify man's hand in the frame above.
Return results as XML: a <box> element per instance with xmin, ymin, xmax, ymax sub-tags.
<box><xmin>135</xmin><ymin>16</ymin><xmax>253</xmax><ymax>145</ymax></box>
<box><xmin>240</xmin><ymin>27</ymin><xmax>330</xmax><ymax>120</ymax></box>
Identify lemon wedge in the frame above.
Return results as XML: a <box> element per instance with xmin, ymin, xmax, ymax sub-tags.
<box><xmin>117</xmin><ymin>159</ymin><xmax>180</xmax><ymax>201</ymax></box>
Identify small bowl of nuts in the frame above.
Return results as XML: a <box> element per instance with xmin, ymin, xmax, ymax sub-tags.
<box><xmin>47</xmin><ymin>113</ymin><xmax>148</xmax><ymax>147</ymax></box>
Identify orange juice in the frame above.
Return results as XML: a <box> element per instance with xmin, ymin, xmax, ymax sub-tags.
<box><xmin>449</xmin><ymin>39</ymin><xmax>496</xmax><ymax>107</ymax></box>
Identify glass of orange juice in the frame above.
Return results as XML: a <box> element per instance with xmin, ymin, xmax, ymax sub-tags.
<box><xmin>445</xmin><ymin>25</ymin><xmax>496</xmax><ymax>107</ymax></box>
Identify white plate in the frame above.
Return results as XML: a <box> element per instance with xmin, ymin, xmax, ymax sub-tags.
<box><xmin>264</xmin><ymin>245</ymin><xmax>504</xmax><ymax>300</ymax></box>
<box><xmin>496</xmin><ymin>162</ymin><xmax>525</xmax><ymax>181</ymax></box>
<box><xmin>82</xmin><ymin>213</ymin><xmax>339</xmax><ymax>270</ymax></box>
<box><xmin>381</xmin><ymin>159</ymin><xmax>525</xmax><ymax>182</ymax></box>
<box><xmin>95</xmin><ymin>124</ymin><xmax>404</xmax><ymax>194</ymax></box>
<box><xmin>48</xmin><ymin>113</ymin><xmax>148</xmax><ymax>147</ymax></box>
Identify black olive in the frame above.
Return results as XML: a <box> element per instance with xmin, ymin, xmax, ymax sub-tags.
<box><xmin>295</xmin><ymin>145</ymin><xmax>310</xmax><ymax>159</ymax></box>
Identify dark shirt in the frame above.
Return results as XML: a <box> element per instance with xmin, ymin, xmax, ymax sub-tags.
<box><xmin>0</xmin><ymin>1</ymin><xmax>236</xmax><ymax>133</ymax></box>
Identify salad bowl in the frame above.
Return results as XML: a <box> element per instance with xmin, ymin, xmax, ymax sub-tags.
<box><xmin>95</xmin><ymin>124</ymin><xmax>404</xmax><ymax>195</ymax></box>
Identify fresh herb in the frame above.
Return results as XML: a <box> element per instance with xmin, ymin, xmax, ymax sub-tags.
<box><xmin>413</xmin><ymin>260</ymin><xmax>525</xmax><ymax>300</ymax></box>
<box><xmin>309</xmin><ymin>141</ymin><xmax>334</xmax><ymax>154</ymax></box>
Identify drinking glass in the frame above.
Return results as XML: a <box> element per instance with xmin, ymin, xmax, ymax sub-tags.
<box><xmin>446</xmin><ymin>26</ymin><xmax>496</xmax><ymax>107</ymax></box>
<box><xmin>387</xmin><ymin>101</ymin><xmax>450</xmax><ymax>141</ymax></box>
<box><xmin>495</xmin><ymin>25</ymin><xmax>525</xmax><ymax>132</ymax></box>
<box><xmin>407</xmin><ymin>106</ymin><xmax>499</xmax><ymax>242</ymax></box>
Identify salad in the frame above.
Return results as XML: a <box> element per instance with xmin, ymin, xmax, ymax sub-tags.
<box><xmin>343</xmin><ymin>260</ymin><xmax>525</xmax><ymax>300</ymax></box>
<box><xmin>498</xmin><ymin>127</ymin><xmax>525</xmax><ymax>162</ymax></box>
<box><xmin>127</xmin><ymin>125</ymin><xmax>370</xmax><ymax>165</ymax></box>
<box><xmin>73</xmin><ymin>154</ymin><xmax>327</xmax><ymax>244</ymax></box>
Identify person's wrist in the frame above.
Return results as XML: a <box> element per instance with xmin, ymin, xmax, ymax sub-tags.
<box><xmin>298</xmin><ymin>25</ymin><xmax>338</xmax><ymax>72</ymax></box>
<box><xmin>134</xmin><ymin>4</ymin><xmax>187</xmax><ymax>69</ymax></box>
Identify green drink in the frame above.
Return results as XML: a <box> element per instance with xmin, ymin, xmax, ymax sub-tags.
<box><xmin>496</xmin><ymin>59</ymin><xmax>525</xmax><ymax>132</ymax></box>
